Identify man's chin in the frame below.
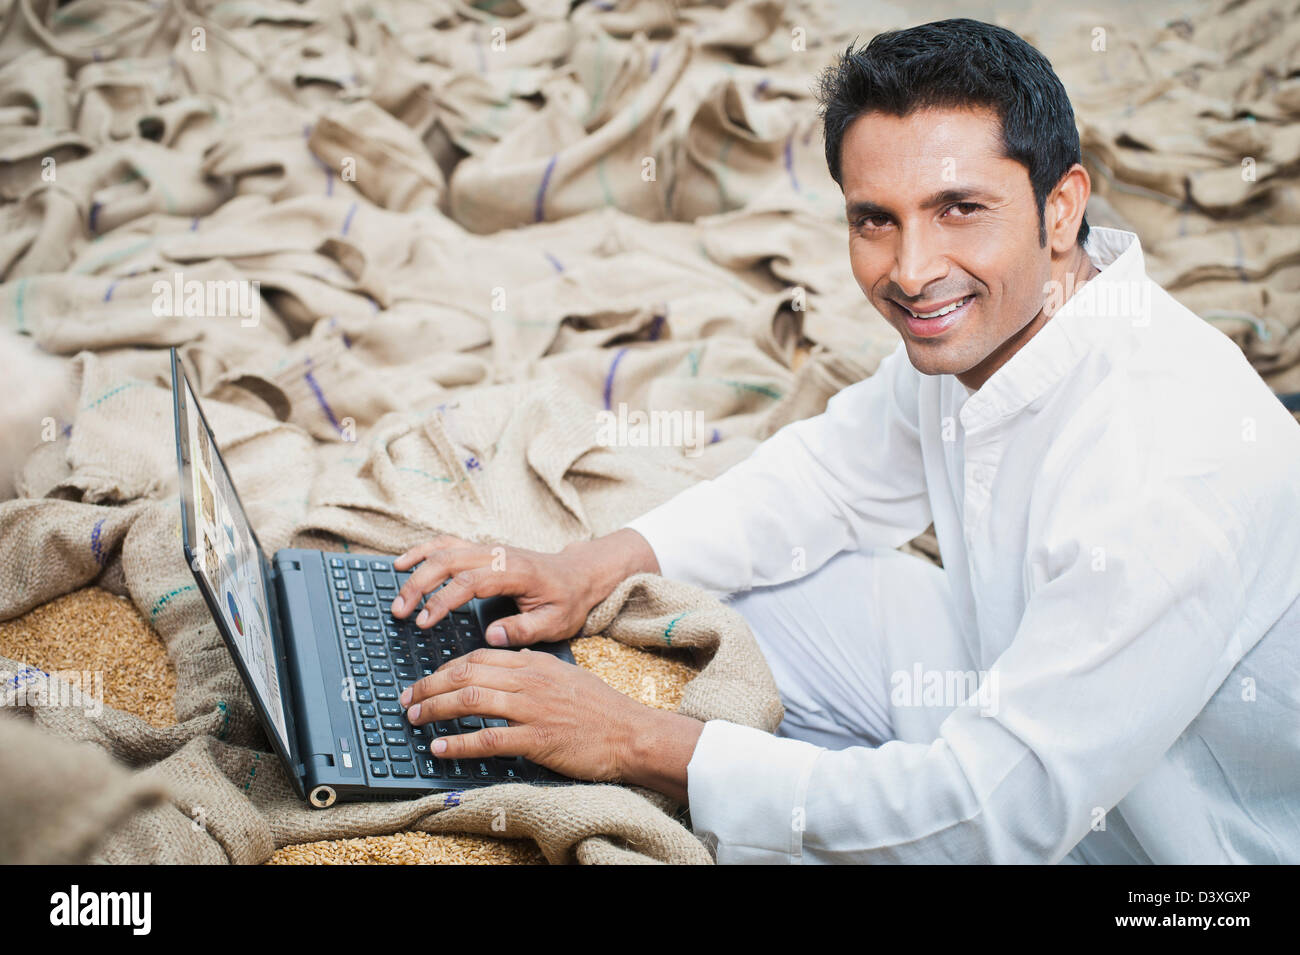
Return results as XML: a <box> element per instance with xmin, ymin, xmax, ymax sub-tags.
<box><xmin>900</xmin><ymin>337</ymin><xmax>973</xmax><ymax>378</ymax></box>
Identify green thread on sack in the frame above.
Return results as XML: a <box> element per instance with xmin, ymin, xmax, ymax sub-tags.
<box><xmin>83</xmin><ymin>379</ymin><xmax>146</xmax><ymax>411</ymax></box>
<box><xmin>243</xmin><ymin>752</ymin><xmax>261</xmax><ymax>792</ymax></box>
<box><xmin>397</xmin><ymin>466</ymin><xmax>454</xmax><ymax>484</ymax></box>
<box><xmin>584</xmin><ymin>31</ymin><xmax>608</xmax><ymax>124</ymax></box>
<box><xmin>717</xmin><ymin>379</ymin><xmax>782</xmax><ymax>400</ymax></box>
<box><xmin>74</xmin><ymin>238</ymin><xmax>155</xmax><ymax>274</ymax></box>
<box><xmin>686</xmin><ymin>349</ymin><xmax>700</xmax><ymax>376</ymax></box>
<box><xmin>216</xmin><ymin>700</ymin><xmax>230</xmax><ymax>740</ymax></box>
<box><xmin>663</xmin><ymin>611</ymin><xmax>691</xmax><ymax>646</ymax></box>
<box><xmin>150</xmin><ymin>584</ymin><xmax>196</xmax><ymax>619</ymax></box>
<box><xmin>51</xmin><ymin>11</ymin><xmax>105</xmax><ymax>32</ymax></box>
<box><xmin>597</xmin><ymin>156</ymin><xmax>615</xmax><ymax>207</ymax></box>
<box><xmin>13</xmin><ymin>277</ymin><xmax>28</xmax><ymax>332</ymax></box>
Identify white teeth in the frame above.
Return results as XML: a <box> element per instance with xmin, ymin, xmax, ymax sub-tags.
<box><xmin>908</xmin><ymin>295</ymin><xmax>970</xmax><ymax>319</ymax></box>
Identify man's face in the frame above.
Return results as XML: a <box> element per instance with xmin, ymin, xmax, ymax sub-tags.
<box><xmin>840</xmin><ymin>106</ymin><xmax>1053</xmax><ymax>384</ymax></box>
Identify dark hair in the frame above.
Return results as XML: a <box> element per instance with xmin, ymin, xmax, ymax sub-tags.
<box><xmin>816</xmin><ymin>19</ymin><xmax>1089</xmax><ymax>248</ymax></box>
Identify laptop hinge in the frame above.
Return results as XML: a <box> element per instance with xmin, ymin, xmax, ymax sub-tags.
<box><xmin>265</xmin><ymin>554</ymin><xmax>309</xmax><ymax>786</ymax></box>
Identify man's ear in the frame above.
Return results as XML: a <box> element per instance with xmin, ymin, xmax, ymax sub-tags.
<box><xmin>1046</xmin><ymin>163</ymin><xmax>1091</xmax><ymax>254</ymax></box>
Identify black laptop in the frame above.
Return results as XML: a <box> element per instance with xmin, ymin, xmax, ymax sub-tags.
<box><xmin>169</xmin><ymin>348</ymin><xmax>574</xmax><ymax>807</ymax></box>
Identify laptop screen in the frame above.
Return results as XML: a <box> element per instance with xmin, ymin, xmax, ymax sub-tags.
<box><xmin>176</xmin><ymin>370</ymin><xmax>292</xmax><ymax>756</ymax></box>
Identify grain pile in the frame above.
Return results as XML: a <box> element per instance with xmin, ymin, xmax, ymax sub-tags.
<box><xmin>0</xmin><ymin>586</ymin><xmax>177</xmax><ymax>728</ymax></box>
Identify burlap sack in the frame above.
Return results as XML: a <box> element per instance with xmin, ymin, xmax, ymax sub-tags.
<box><xmin>0</xmin><ymin>493</ymin><xmax>783</xmax><ymax>865</ymax></box>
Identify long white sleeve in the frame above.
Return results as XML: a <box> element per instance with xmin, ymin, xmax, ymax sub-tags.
<box><xmin>685</xmin><ymin>390</ymin><xmax>1300</xmax><ymax>863</ymax></box>
<box><xmin>625</xmin><ymin>343</ymin><xmax>930</xmax><ymax>595</ymax></box>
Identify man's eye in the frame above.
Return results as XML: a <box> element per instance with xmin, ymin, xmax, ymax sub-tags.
<box><xmin>946</xmin><ymin>202</ymin><xmax>982</xmax><ymax>217</ymax></box>
<box><xmin>855</xmin><ymin>215</ymin><xmax>891</xmax><ymax>230</ymax></box>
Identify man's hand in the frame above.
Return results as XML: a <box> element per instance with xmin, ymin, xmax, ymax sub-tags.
<box><xmin>390</xmin><ymin>529</ymin><xmax>659</xmax><ymax>647</ymax></box>
<box><xmin>400</xmin><ymin>648</ymin><xmax>704</xmax><ymax>802</ymax></box>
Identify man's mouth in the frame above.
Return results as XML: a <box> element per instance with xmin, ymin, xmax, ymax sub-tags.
<box><xmin>893</xmin><ymin>293</ymin><xmax>975</xmax><ymax>338</ymax></box>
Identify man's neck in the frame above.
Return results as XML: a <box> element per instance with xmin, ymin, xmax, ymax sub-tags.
<box><xmin>957</xmin><ymin>245</ymin><xmax>1101</xmax><ymax>392</ymax></box>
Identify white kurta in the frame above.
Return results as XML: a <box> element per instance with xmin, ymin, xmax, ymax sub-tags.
<box><xmin>626</xmin><ymin>227</ymin><xmax>1300</xmax><ymax>863</ymax></box>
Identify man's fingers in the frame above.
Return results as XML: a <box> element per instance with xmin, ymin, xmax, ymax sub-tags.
<box><xmin>391</xmin><ymin>546</ymin><xmax>491</xmax><ymax>618</ymax></box>
<box><xmin>404</xmin><ymin>649</ymin><xmax>529</xmax><ymax>706</ymax></box>
<box><xmin>482</xmin><ymin>609</ymin><xmax>561</xmax><ymax>647</ymax></box>
<box><xmin>393</xmin><ymin>535</ymin><xmax>464</xmax><ymax>571</ymax></box>
<box><xmin>406</xmin><ymin>679</ymin><xmax>526</xmax><ymax>727</ymax></box>
<box><xmin>414</xmin><ymin>566</ymin><xmax>521</xmax><ymax>629</ymax></box>
<box><xmin>431</xmin><ymin>724</ymin><xmax>535</xmax><ymax>762</ymax></box>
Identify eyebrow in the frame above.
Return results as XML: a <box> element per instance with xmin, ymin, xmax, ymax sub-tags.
<box><xmin>846</xmin><ymin>187</ymin><xmax>1000</xmax><ymax>221</ymax></box>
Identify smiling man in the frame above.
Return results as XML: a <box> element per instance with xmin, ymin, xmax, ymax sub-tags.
<box><xmin>390</xmin><ymin>19</ymin><xmax>1300</xmax><ymax>863</ymax></box>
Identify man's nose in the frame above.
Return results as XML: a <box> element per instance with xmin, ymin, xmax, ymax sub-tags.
<box><xmin>890</xmin><ymin>227</ymin><xmax>949</xmax><ymax>299</ymax></box>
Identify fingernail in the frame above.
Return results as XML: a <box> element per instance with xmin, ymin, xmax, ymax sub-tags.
<box><xmin>417</xmin><ymin>609</ymin><xmax>429</xmax><ymax>626</ymax></box>
<box><xmin>392</xmin><ymin>596</ymin><xmax>404</xmax><ymax>614</ymax></box>
<box><xmin>400</xmin><ymin>687</ymin><xmax>411</xmax><ymax>706</ymax></box>
<box><xmin>432</xmin><ymin>738</ymin><xmax>446</xmax><ymax>754</ymax></box>
<box><xmin>485</xmin><ymin>624</ymin><xmax>507</xmax><ymax>647</ymax></box>
<box><xmin>407</xmin><ymin>704</ymin><xmax>421</xmax><ymax>722</ymax></box>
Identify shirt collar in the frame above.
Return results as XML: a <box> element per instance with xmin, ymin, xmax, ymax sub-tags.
<box><xmin>957</xmin><ymin>227</ymin><xmax>1147</xmax><ymax>432</ymax></box>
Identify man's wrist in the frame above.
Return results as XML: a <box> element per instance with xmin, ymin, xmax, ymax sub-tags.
<box><xmin>566</xmin><ymin>528</ymin><xmax>661</xmax><ymax>610</ymax></box>
<box><xmin>618</xmin><ymin>707</ymin><xmax>705</xmax><ymax>805</ymax></box>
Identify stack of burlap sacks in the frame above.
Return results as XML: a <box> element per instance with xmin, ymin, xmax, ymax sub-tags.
<box><xmin>0</xmin><ymin>0</ymin><xmax>1294</xmax><ymax>863</ymax></box>
<box><xmin>0</xmin><ymin>0</ymin><xmax>890</xmax><ymax>865</ymax></box>
<box><xmin>1042</xmin><ymin>0</ymin><xmax>1300</xmax><ymax>392</ymax></box>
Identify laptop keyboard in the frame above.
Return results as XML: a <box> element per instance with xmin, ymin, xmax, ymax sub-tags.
<box><xmin>327</xmin><ymin>556</ymin><xmax>565</xmax><ymax>787</ymax></box>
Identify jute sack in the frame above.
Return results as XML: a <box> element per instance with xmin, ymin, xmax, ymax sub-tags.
<box><xmin>447</xmin><ymin>32</ymin><xmax>692</xmax><ymax>233</ymax></box>
<box><xmin>0</xmin><ymin>492</ymin><xmax>784</xmax><ymax>864</ymax></box>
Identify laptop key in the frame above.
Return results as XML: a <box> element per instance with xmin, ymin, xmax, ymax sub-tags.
<box><xmin>417</xmin><ymin>757</ymin><xmax>442</xmax><ymax>778</ymax></box>
<box><xmin>376</xmin><ymin>689</ymin><xmax>398</xmax><ymax>700</ymax></box>
<box><xmin>371</xmin><ymin>762</ymin><xmax>388</xmax><ymax>777</ymax></box>
<box><xmin>381</xmin><ymin>718</ymin><xmax>404</xmax><ymax>731</ymax></box>
<box><xmin>350</xmin><ymin>571</ymin><xmax>372</xmax><ymax>593</ymax></box>
<box><xmin>368</xmin><ymin>748</ymin><xmax>385</xmax><ymax>761</ymax></box>
<box><xmin>358</xmin><ymin>705</ymin><xmax>376</xmax><ymax>718</ymax></box>
<box><xmin>445</xmin><ymin>759</ymin><xmax>469</xmax><ymax>780</ymax></box>
<box><xmin>378</xmin><ymin>703</ymin><xmax>401</xmax><ymax>716</ymax></box>
<box><xmin>389</xmin><ymin>749</ymin><xmax>413</xmax><ymax>762</ymax></box>
<box><xmin>355</xmin><ymin>690</ymin><xmax>373</xmax><ymax>703</ymax></box>
<box><xmin>329</xmin><ymin>557</ymin><xmax>345</xmax><ymax>568</ymax></box>
<box><xmin>362</xmin><ymin>718</ymin><xmax>379</xmax><ymax>732</ymax></box>
<box><xmin>391</xmin><ymin>763</ymin><xmax>415</xmax><ymax>779</ymax></box>
<box><xmin>369</xmin><ymin>560</ymin><xmax>389</xmax><ymax>572</ymax></box>
<box><xmin>384</xmin><ymin>733</ymin><xmax>406</xmax><ymax>746</ymax></box>
<box><xmin>365</xmin><ymin>732</ymin><xmax>382</xmax><ymax>746</ymax></box>
<box><xmin>474</xmin><ymin>760</ymin><xmax>495</xmax><ymax>780</ymax></box>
